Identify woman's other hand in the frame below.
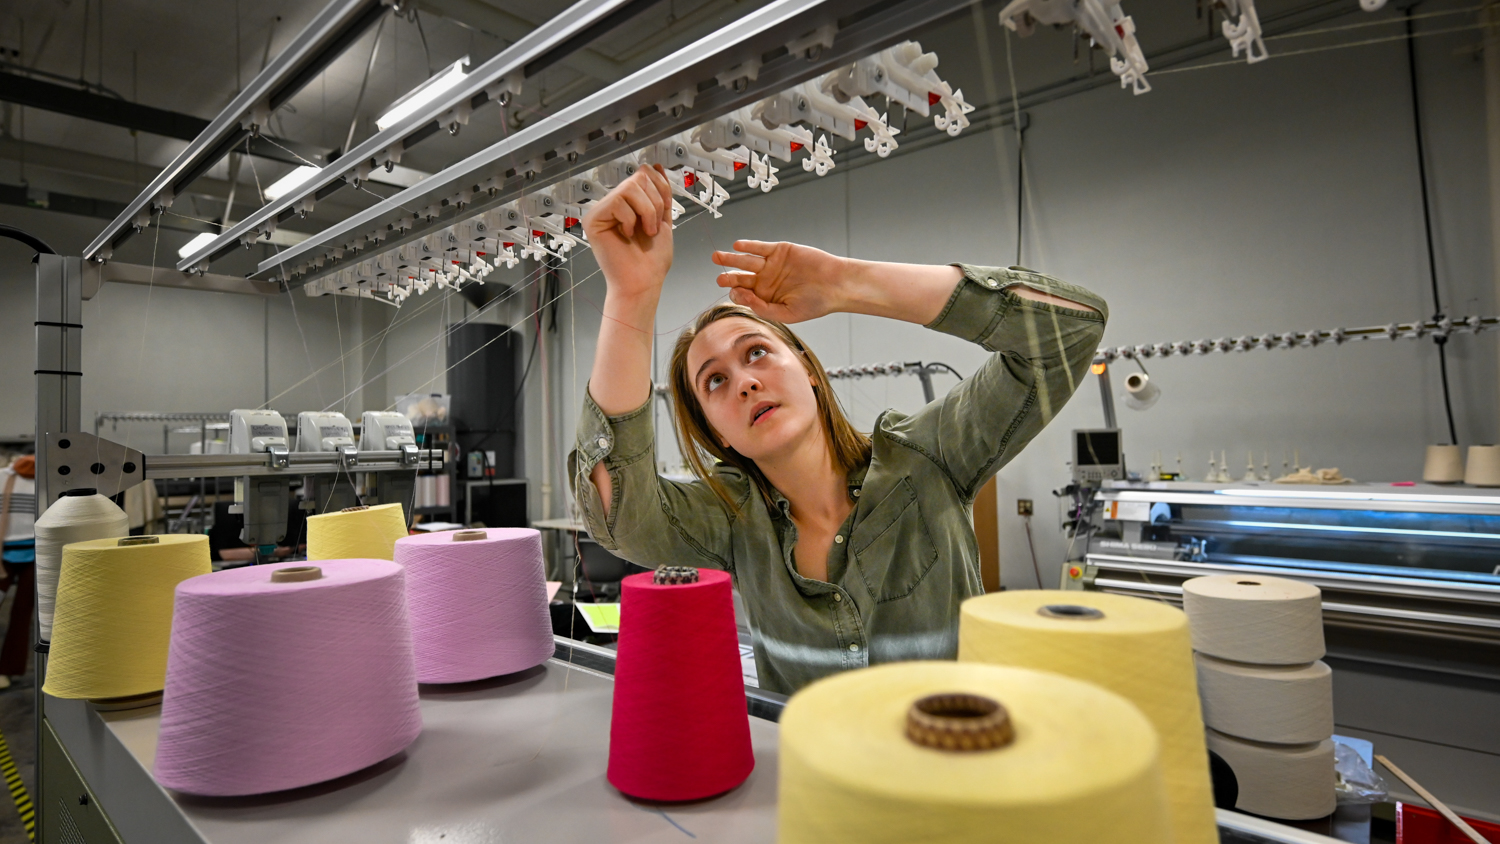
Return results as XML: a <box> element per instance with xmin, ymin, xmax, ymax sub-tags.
<box><xmin>711</xmin><ymin>241</ymin><xmax>851</xmax><ymax>324</ymax></box>
<box><xmin>583</xmin><ymin>164</ymin><xmax>676</xmax><ymax>299</ymax></box>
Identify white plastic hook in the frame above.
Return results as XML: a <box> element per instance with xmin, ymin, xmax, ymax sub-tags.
<box><xmin>802</xmin><ymin>135</ymin><xmax>836</xmax><ymax>176</ymax></box>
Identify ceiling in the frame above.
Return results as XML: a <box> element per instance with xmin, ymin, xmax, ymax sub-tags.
<box><xmin>0</xmin><ymin>0</ymin><xmax>1461</xmax><ymax>273</ymax></box>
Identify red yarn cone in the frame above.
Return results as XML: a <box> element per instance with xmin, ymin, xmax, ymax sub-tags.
<box><xmin>607</xmin><ymin>568</ymin><xmax>754</xmax><ymax>801</ymax></box>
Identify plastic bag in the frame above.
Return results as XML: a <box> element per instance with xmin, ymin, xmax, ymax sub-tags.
<box><xmin>1334</xmin><ymin>741</ymin><xmax>1388</xmax><ymax>805</ymax></box>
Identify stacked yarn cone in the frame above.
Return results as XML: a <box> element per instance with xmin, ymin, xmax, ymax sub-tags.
<box><xmin>1183</xmin><ymin>574</ymin><xmax>1335</xmax><ymax>820</ymax></box>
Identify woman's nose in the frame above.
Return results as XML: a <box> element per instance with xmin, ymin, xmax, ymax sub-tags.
<box><xmin>738</xmin><ymin>376</ymin><xmax>760</xmax><ymax>397</ymax></box>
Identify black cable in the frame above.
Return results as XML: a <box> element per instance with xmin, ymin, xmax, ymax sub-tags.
<box><xmin>1405</xmin><ymin>8</ymin><xmax>1458</xmax><ymax>445</ymax></box>
<box><xmin>0</xmin><ymin>225</ymin><xmax>58</xmax><ymax>256</ymax></box>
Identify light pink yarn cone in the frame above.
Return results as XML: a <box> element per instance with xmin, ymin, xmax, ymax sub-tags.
<box><xmin>154</xmin><ymin>559</ymin><xmax>422</xmax><ymax>796</ymax></box>
<box><xmin>394</xmin><ymin>528</ymin><xmax>555</xmax><ymax>684</ymax></box>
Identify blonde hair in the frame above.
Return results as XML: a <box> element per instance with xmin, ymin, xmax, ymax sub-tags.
<box><xmin>667</xmin><ymin>303</ymin><xmax>871</xmax><ymax>513</ymax></box>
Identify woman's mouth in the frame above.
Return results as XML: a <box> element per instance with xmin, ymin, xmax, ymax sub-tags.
<box><xmin>751</xmin><ymin>403</ymin><xmax>778</xmax><ymax>426</ymax></box>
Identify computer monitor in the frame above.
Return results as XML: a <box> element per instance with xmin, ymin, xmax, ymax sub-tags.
<box><xmin>1073</xmin><ymin>429</ymin><xmax>1124</xmax><ymax>484</ymax></box>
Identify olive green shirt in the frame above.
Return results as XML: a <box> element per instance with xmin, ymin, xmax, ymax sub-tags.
<box><xmin>570</xmin><ymin>265</ymin><xmax>1107</xmax><ymax>694</ymax></box>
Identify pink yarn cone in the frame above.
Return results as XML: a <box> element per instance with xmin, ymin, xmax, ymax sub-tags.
<box><xmin>394</xmin><ymin>528</ymin><xmax>555</xmax><ymax>684</ymax></box>
<box><xmin>154</xmin><ymin>559</ymin><xmax>422</xmax><ymax>796</ymax></box>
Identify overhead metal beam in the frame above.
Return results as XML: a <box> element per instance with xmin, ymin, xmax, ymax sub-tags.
<box><xmin>259</xmin><ymin>0</ymin><xmax>972</xmax><ymax>282</ymax></box>
<box><xmin>83</xmin><ymin>0</ymin><xmax>391</xmax><ymax>262</ymax></box>
<box><xmin>417</xmin><ymin>0</ymin><xmax>628</xmax><ymax>82</ymax></box>
<box><xmin>177</xmin><ymin>0</ymin><xmax>661</xmax><ymax>273</ymax></box>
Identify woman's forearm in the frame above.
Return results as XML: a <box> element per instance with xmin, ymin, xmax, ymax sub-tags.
<box><xmin>840</xmin><ymin>260</ymin><xmax>1098</xmax><ymax>323</ymax></box>
<box><xmin>589</xmin><ymin>288</ymin><xmax>659</xmax><ymax>416</ymax></box>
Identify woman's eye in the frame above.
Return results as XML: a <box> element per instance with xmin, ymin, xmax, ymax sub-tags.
<box><xmin>706</xmin><ymin>374</ymin><xmax>725</xmax><ymax>392</ymax></box>
<box><xmin>748</xmin><ymin>347</ymin><xmax>767</xmax><ymax>362</ymax></box>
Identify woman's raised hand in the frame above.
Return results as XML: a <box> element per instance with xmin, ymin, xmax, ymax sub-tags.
<box><xmin>711</xmin><ymin>240</ymin><xmax>851</xmax><ymax>324</ymax></box>
<box><xmin>582</xmin><ymin>165</ymin><xmax>676</xmax><ymax>299</ymax></box>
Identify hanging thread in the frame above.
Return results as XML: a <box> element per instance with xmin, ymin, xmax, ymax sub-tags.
<box><xmin>393</xmin><ymin>528</ymin><xmax>554</xmax><ymax>684</ymax></box>
<box><xmin>777</xmin><ymin>661</ymin><xmax>1171</xmax><ymax>843</ymax></box>
<box><xmin>154</xmin><ymin>559</ymin><xmax>422</xmax><ymax>796</ymax></box>
<box><xmin>306</xmin><ymin>502</ymin><xmax>408</xmax><ymax>561</ymax></box>
<box><xmin>44</xmin><ymin>534</ymin><xmax>210</xmax><ymax>700</ymax></box>
<box><xmin>608</xmin><ymin>568</ymin><xmax>753</xmax><ymax>801</ymax></box>
<box><xmin>33</xmin><ymin>489</ymin><xmax>128</xmax><ymax>643</ymax></box>
<box><xmin>959</xmin><ymin>591</ymin><xmax>1218</xmax><ymax>844</ymax></box>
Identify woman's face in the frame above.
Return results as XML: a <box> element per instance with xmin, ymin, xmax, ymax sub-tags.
<box><xmin>686</xmin><ymin>316</ymin><xmax>820</xmax><ymax>462</ymax></box>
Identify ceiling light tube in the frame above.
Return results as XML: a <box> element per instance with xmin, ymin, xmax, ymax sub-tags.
<box><xmin>377</xmin><ymin>58</ymin><xmax>470</xmax><ymax>131</ymax></box>
<box><xmin>264</xmin><ymin>166</ymin><xmax>322</xmax><ymax>200</ymax></box>
<box><xmin>178</xmin><ymin>232</ymin><xmax>219</xmax><ymax>259</ymax></box>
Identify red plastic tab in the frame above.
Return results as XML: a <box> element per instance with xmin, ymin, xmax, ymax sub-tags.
<box><xmin>564</xmin><ymin>217</ymin><xmax>579</xmax><ymax>228</ymax></box>
<box><xmin>854</xmin><ymin>120</ymin><xmax>867</xmax><ymax>131</ymax></box>
<box><xmin>502</xmin><ymin>242</ymin><xmax>514</xmax><ymax>248</ymax></box>
<box><xmin>928</xmin><ymin>92</ymin><xmax>941</xmax><ymax>106</ymax></box>
<box><xmin>733</xmin><ymin>161</ymin><xmax>745</xmax><ymax>171</ymax></box>
<box><xmin>790</xmin><ymin>142</ymin><xmax>803</xmax><ymax>152</ymax></box>
<box><xmin>683</xmin><ymin>172</ymin><xmax>696</xmax><ymax>187</ymax></box>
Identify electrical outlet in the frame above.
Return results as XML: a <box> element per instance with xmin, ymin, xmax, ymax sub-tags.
<box><xmin>1017</xmin><ymin>499</ymin><xmax>1033</xmax><ymax>516</ymax></box>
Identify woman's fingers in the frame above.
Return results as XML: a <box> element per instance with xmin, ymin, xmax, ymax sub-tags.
<box><xmin>711</xmin><ymin>250</ymin><xmax>766</xmax><ymax>273</ymax></box>
<box><xmin>610</xmin><ymin>198</ymin><xmax>639</xmax><ymax>239</ymax></box>
<box><xmin>620</xmin><ymin>182</ymin><xmax>660</xmax><ymax>237</ymax></box>
<box><xmin>644</xmin><ymin>165</ymin><xmax>674</xmax><ymax>221</ymax></box>
<box><xmin>728</xmin><ymin>287</ymin><xmax>789</xmax><ymax>321</ymax></box>
<box><xmin>715</xmin><ymin>271</ymin><xmax>756</xmax><ymax>289</ymax></box>
<box><xmin>732</xmin><ymin>239</ymin><xmax>778</xmax><ymax>257</ymax></box>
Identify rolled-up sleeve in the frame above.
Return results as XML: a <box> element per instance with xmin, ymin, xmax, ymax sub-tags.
<box><xmin>897</xmin><ymin>265</ymin><xmax>1107</xmax><ymax>499</ymax></box>
<box><xmin>568</xmin><ymin>389</ymin><xmax>735</xmax><ymax>571</ymax></box>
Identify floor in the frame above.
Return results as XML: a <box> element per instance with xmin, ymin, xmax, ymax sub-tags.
<box><xmin>0</xmin><ymin>583</ymin><xmax>36</xmax><ymax>844</ymax></box>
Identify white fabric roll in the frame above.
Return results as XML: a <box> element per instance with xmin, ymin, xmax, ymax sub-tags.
<box><xmin>1206</xmin><ymin>730</ymin><xmax>1335</xmax><ymax>820</ymax></box>
<box><xmin>1183</xmin><ymin>575</ymin><xmax>1324</xmax><ymax>665</ymax></box>
<box><xmin>1196</xmin><ymin>654</ymin><xmax>1332</xmax><ymax>744</ymax></box>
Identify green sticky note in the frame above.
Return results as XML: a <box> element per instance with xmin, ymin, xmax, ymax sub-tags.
<box><xmin>577</xmin><ymin>603</ymin><xmax>621</xmax><ymax>633</ymax></box>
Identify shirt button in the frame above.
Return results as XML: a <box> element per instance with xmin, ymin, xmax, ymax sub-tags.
<box><xmin>833</xmin><ymin>593</ymin><xmax>843</xmax><ymax>602</ymax></box>
<box><xmin>848</xmin><ymin>643</ymin><xmax>860</xmax><ymax>652</ymax></box>
<box><xmin>596</xmin><ymin>437</ymin><xmax>609</xmax><ymax>450</ymax></box>
<box><xmin>985</xmin><ymin>278</ymin><xmax>998</xmax><ymax>288</ymax></box>
<box><xmin>833</xmin><ymin>535</ymin><xmax>844</xmax><ymax>544</ymax></box>
<box><xmin>852</xmin><ymin>489</ymin><xmax>861</xmax><ymax>497</ymax></box>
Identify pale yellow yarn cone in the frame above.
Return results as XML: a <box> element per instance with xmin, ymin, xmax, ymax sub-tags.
<box><xmin>959</xmin><ymin>591</ymin><xmax>1218</xmax><ymax>844</ymax></box>
<box><xmin>778</xmin><ymin>661</ymin><xmax>1172</xmax><ymax>844</ymax></box>
<box><xmin>306</xmin><ymin>503</ymin><xmax>407</xmax><ymax>561</ymax></box>
<box><xmin>44</xmin><ymin>535</ymin><xmax>211</xmax><ymax>700</ymax></box>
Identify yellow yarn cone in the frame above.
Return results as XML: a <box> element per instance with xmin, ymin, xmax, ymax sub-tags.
<box><xmin>778</xmin><ymin>661</ymin><xmax>1172</xmax><ymax>844</ymax></box>
<box><xmin>959</xmin><ymin>591</ymin><xmax>1217</xmax><ymax>844</ymax></box>
<box><xmin>44</xmin><ymin>535</ymin><xmax>211</xmax><ymax>700</ymax></box>
<box><xmin>306</xmin><ymin>503</ymin><xmax>407</xmax><ymax>561</ymax></box>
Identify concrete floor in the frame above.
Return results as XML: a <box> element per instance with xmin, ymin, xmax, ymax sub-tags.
<box><xmin>0</xmin><ymin>583</ymin><xmax>36</xmax><ymax>844</ymax></box>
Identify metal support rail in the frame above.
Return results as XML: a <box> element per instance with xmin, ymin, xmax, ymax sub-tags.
<box><xmin>1094</xmin><ymin>315</ymin><xmax>1500</xmax><ymax>362</ymax></box>
<box><xmin>83</xmin><ymin>0</ymin><xmax>390</xmax><ymax>261</ymax></box>
<box><xmin>257</xmin><ymin>0</ymin><xmax>974</xmax><ymax>283</ymax></box>
<box><xmin>145</xmin><ymin>450</ymin><xmax>444</xmax><ymax>479</ymax></box>
<box><xmin>176</xmin><ymin>0</ymin><xmax>657</xmax><ymax>273</ymax></box>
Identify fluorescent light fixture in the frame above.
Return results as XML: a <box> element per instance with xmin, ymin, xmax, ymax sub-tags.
<box><xmin>264</xmin><ymin>165</ymin><xmax>321</xmax><ymax>200</ymax></box>
<box><xmin>178</xmin><ymin>232</ymin><xmax>218</xmax><ymax>260</ymax></box>
<box><xmin>1223</xmin><ymin>488</ymin><xmax>1500</xmax><ymax>507</ymax></box>
<box><xmin>377</xmin><ymin>58</ymin><xmax>469</xmax><ymax>131</ymax></box>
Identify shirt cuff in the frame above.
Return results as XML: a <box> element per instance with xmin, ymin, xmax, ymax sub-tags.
<box><xmin>927</xmin><ymin>264</ymin><xmax>1107</xmax><ymax>344</ymax></box>
<box><xmin>574</xmin><ymin>387</ymin><xmax>657</xmax><ymax>473</ymax></box>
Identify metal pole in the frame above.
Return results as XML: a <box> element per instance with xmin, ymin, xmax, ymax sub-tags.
<box><xmin>34</xmin><ymin>252</ymin><xmax>83</xmax><ymax>844</ymax></box>
<box><xmin>1096</xmin><ymin>362</ymin><xmax>1117</xmax><ymax>430</ymax></box>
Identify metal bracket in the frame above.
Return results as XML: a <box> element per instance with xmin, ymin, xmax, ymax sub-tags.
<box><xmin>268</xmin><ymin>444</ymin><xmax>291</xmax><ymax>470</ymax></box>
<box><xmin>337</xmin><ymin>444</ymin><xmax>358</xmax><ymax>469</ymax></box>
<box><xmin>399</xmin><ymin>442</ymin><xmax>419</xmax><ymax>467</ymax></box>
<box><xmin>45</xmin><ymin>432</ymin><xmax>146</xmax><ymax>499</ymax></box>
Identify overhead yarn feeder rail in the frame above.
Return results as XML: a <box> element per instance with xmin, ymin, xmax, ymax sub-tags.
<box><xmin>175</xmin><ymin>0</ymin><xmax>653</xmax><ymax>273</ymax></box>
<box><xmin>1093</xmin><ymin>314</ymin><xmax>1500</xmax><ymax>363</ymax></box>
<box><xmin>82</xmin><ymin>0</ymin><xmax>390</xmax><ymax>262</ymax></box>
<box><xmin>258</xmin><ymin>0</ymin><xmax>978</xmax><ymax>289</ymax></box>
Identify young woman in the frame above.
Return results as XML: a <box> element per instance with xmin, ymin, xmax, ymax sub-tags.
<box><xmin>571</xmin><ymin>164</ymin><xmax>1106</xmax><ymax>694</ymax></box>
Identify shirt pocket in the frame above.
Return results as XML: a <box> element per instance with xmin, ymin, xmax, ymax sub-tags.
<box><xmin>850</xmin><ymin>478</ymin><xmax>939</xmax><ymax>603</ymax></box>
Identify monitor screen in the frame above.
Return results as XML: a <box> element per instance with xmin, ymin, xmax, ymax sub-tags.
<box><xmin>1076</xmin><ymin>431</ymin><xmax>1121</xmax><ymax>466</ymax></box>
